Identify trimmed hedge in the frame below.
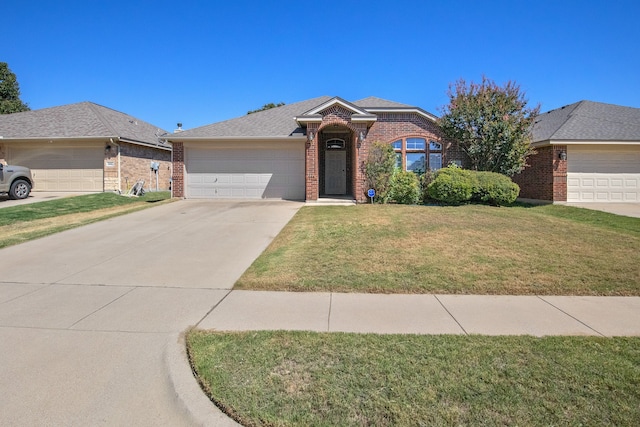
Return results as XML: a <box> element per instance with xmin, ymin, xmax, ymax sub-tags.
<box><xmin>472</xmin><ymin>171</ymin><xmax>520</xmax><ymax>205</ymax></box>
<box><xmin>427</xmin><ymin>167</ymin><xmax>519</xmax><ymax>206</ymax></box>
<box><xmin>389</xmin><ymin>171</ymin><xmax>421</xmax><ymax>204</ymax></box>
<box><xmin>427</xmin><ymin>167</ymin><xmax>475</xmax><ymax>205</ymax></box>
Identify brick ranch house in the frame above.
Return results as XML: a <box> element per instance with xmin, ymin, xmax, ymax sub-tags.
<box><xmin>167</xmin><ymin>96</ymin><xmax>466</xmax><ymax>202</ymax></box>
<box><xmin>0</xmin><ymin>102</ymin><xmax>172</xmax><ymax>193</ymax></box>
<box><xmin>514</xmin><ymin>100</ymin><xmax>640</xmax><ymax>203</ymax></box>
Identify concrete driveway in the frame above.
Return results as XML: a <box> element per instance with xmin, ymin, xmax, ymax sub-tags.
<box><xmin>564</xmin><ymin>202</ymin><xmax>640</xmax><ymax>218</ymax></box>
<box><xmin>0</xmin><ymin>200</ymin><xmax>301</xmax><ymax>426</ymax></box>
<box><xmin>0</xmin><ymin>191</ymin><xmax>96</xmax><ymax>208</ymax></box>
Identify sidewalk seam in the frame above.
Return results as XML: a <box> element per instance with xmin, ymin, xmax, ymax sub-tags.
<box><xmin>194</xmin><ymin>289</ymin><xmax>234</xmax><ymax>328</ymax></box>
<box><xmin>68</xmin><ymin>286</ymin><xmax>137</xmax><ymax>329</ymax></box>
<box><xmin>434</xmin><ymin>295</ymin><xmax>468</xmax><ymax>335</ymax></box>
<box><xmin>537</xmin><ymin>296</ymin><xmax>606</xmax><ymax>337</ymax></box>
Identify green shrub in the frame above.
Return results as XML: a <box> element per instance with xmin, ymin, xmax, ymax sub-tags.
<box><xmin>364</xmin><ymin>141</ymin><xmax>396</xmax><ymax>203</ymax></box>
<box><xmin>419</xmin><ymin>170</ymin><xmax>436</xmax><ymax>204</ymax></box>
<box><xmin>389</xmin><ymin>171</ymin><xmax>421</xmax><ymax>204</ymax></box>
<box><xmin>427</xmin><ymin>166</ymin><xmax>474</xmax><ymax>205</ymax></box>
<box><xmin>473</xmin><ymin>171</ymin><xmax>520</xmax><ymax>205</ymax></box>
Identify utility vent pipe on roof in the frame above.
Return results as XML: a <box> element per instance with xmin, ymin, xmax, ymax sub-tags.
<box><xmin>174</xmin><ymin>122</ymin><xmax>183</xmax><ymax>133</ymax></box>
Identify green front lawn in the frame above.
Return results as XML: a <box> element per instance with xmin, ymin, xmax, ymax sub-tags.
<box><xmin>188</xmin><ymin>330</ymin><xmax>640</xmax><ymax>427</ymax></box>
<box><xmin>0</xmin><ymin>192</ymin><xmax>172</xmax><ymax>248</ymax></box>
<box><xmin>236</xmin><ymin>204</ymin><xmax>640</xmax><ymax>295</ymax></box>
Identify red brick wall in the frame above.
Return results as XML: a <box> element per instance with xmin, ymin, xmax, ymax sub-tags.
<box><xmin>104</xmin><ymin>142</ymin><xmax>171</xmax><ymax>193</ymax></box>
<box><xmin>171</xmin><ymin>142</ymin><xmax>184</xmax><ymax>198</ymax></box>
<box><xmin>512</xmin><ymin>145</ymin><xmax>567</xmax><ymax>202</ymax></box>
<box><xmin>305</xmin><ymin>111</ymin><xmax>465</xmax><ymax>202</ymax></box>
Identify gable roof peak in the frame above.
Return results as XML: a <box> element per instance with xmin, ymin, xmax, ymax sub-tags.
<box><xmin>351</xmin><ymin>96</ymin><xmax>412</xmax><ymax>108</ymax></box>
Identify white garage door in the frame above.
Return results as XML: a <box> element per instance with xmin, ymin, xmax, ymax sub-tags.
<box><xmin>8</xmin><ymin>143</ymin><xmax>104</xmax><ymax>191</ymax></box>
<box><xmin>185</xmin><ymin>142</ymin><xmax>305</xmax><ymax>199</ymax></box>
<box><xmin>567</xmin><ymin>145</ymin><xmax>640</xmax><ymax>202</ymax></box>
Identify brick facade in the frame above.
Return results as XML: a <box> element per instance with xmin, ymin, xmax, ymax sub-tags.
<box><xmin>512</xmin><ymin>145</ymin><xmax>567</xmax><ymax>202</ymax></box>
<box><xmin>171</xmin><ymin>142</ymin><xmax>184</xmax><ymax>198</ymax></box>
<box><xmin>104</xmin><ymin>142</ymin><xmax>171</xmax><ymax>193</ymax></box>
<box><xmin>306</xmin><ymin>108</ymin><xmax>463</xmax><ymax>202</ymax></box>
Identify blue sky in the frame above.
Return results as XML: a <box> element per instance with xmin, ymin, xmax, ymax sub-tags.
<box><xmin>5</xmin><ymin>0</ymin><xmax>640</xmax><ymax>132</ymax></box>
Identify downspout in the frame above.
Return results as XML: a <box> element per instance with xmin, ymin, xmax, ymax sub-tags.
<box><xmin>110</xmin><ymin>138</ymin><xmax>122</xmax><ymax>193</ymax></box>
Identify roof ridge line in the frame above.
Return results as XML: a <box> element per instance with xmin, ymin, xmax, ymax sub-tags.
<box><xmin>86</xmin><ymin>102</ymin><xmax>119</xmax><ymax>136</ymax></box>
<box><xmin>547</xmin><ymin>101</ymin><xmax>583</xmax><ymax>140</ymax></box>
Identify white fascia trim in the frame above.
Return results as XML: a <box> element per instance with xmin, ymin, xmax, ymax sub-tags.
<box><xmin>294</xmin><ymin>116</ymin><xmax>323</xmax><ymax>123</ymax></box>
<box><xmin>549</xmin><ymin>140</ymin><xmax>640</xmax><ymax>145</ymax></box>
<box><xmin>351</xmin><ymin>116</ymin><xmax>378</xmax><ymax>122</ymax></box>
<box><xmin>169</xmin><ymin>136</ymin><xmax>307</xmax><ymax>142</ymax></box>
<box><xmin>0</xmin><ymin>136</ymin><xmax>114</xmax><ymax>142</ymax></box>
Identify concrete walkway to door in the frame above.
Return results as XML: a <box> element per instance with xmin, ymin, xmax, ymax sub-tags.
<box><xmin>0</xmin><ymin>200</ymin><xmax>302</xmax><ymax>426</ymax></box>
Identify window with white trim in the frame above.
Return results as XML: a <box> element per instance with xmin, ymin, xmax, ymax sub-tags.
<box><xmin>391</xmin><ymin>137</ymin><xmax>443</xmax><ymax>173</ymax></box>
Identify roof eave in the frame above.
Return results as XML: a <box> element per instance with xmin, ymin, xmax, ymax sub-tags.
<box><xmin>165</xmin><ymin>135</ymin><xmax>307</xmax><ymax>142</ymax></box>
<box><xmin>0</xmin><ymin>136</ymin><xmax>115</xmax><ymax>142</ymax></box>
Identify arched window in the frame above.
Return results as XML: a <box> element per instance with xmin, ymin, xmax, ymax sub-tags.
<box><xmin>390</xmin><ymin>137</ymin><xmax>442</xmax><ymax>173</ymax></box>
<box><xmin>326</xmin><ymin>138</ymin><xmax>345</xmax><ymax>150</ymax></box>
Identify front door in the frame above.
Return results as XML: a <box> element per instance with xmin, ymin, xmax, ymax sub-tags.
<box><xmin>325</xmin><ymin>150</ymin><xmax>346</xmax><ymax>194</ymax></box>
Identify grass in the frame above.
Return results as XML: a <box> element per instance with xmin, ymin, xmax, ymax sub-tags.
<box><xmin>0</xmin><ymin>191</ymin><xmax>172</xmax><ymax>248</ymax></box>
<box><xmin>236</xmin><ymin>204</ymin><xmax>640</xmax><ymax>295</ymax></box>
<box><xmin>188</xmin><ymin>330</ymin><xmax>640</xmax><ymax>427</ymax></box>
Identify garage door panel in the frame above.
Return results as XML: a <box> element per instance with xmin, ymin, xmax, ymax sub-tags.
<box><xmin>185</xmin><ymin>144</ymin><xmax>304</xmax><ymax>200</ymax></box>
<box><xmin>567</xmin><ymin>145</ymin><xmax>640</xmax><ymax>202</ymax></box>
<box><xmin>9</xmin><ymin>144</ymin><xmax>103</xmax><ymax>191</ymax></box>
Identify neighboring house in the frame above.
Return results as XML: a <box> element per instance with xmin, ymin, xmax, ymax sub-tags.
<box><xmin>514</xmin><ymin>100</ymin><xmax>640</xmax><ymax>203</ymax></box>
<box><xmin>0</xmin><ymin>102</ymin><xmax>172</xmax><ymax>193</ymax></box>
<box><xmin>167</xmin><ymin>96</ymin><xmax>465</xmax><ymax>202</ymax></box>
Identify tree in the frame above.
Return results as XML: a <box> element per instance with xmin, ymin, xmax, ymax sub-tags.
<box><xmin>0</xmin><ymin>62</ymin><xmax>30</xmax><ymax>114</ymax></box>
<box><xmin>247</xmin><ymin>102</ymin><xmax>285</xmax><ymax>114</ymax></box>
<box><xmin>438</xmin><ymin>76</ymin><xmax>539</xmax><ymax>176</ymax></box>
<box><xmin>364</xmin><ymin>141</ymin><xmax>396</xmax><ymax>203</ymax></box>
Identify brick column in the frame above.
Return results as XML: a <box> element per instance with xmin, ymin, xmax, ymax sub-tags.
<box><xmin>305</xmin><ymin>125</ymin><xmax>319</xmax><ymax>200</ymax></box>
<box><xmin>552</xmin><ymin>145</ymin><xmax>568</xmax><ymax>202</ymax></box>
<box><xmin>172</xmin><ymin>142</ymin><xmax>184</xmax><ymax>198</ymax></box>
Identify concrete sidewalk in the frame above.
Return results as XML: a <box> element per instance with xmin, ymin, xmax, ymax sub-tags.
<box><xmin>170</xmin><ymin>290</ymin><xmax>640</xmax><ymax>426</ymax></box>
<box><xmin>197</xmin><ymin>291</ymin><xmax>640</xmax><ymax>337</ymax></box>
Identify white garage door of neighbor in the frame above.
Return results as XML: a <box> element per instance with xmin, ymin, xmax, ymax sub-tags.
<box><xmin>185</xmin><ymin>144</ymin><xmax>305</xmax><ymax>199</ymax></box>
<box><xmin>9</xmin><ymin>143</ymin><xmax>104</xmax><ymax>192</ymax></box>
<box><xmin>567</xmin><ymin>145</ymin><xmax>640</xmax><ymax>202</ymax></box>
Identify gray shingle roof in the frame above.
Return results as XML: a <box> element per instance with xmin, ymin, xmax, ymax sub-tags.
<box><xmin>0</xmin><ymin>102</ymin><xmax>170</xmax><ymax>149</ymax></box>
<box><xmin>169</xmin><ymin>96</ymin><xmax>430</xmax><ymax>139</ymax></box>
<box><xmin>352</xmin><ymin>96</ymin><xmax>412</xmax><ymax>108</ymax></box>
<box><xmin>173</xmin><ymin>96</ymin><xmax>332</xmax><ymax>138</ymax></box>
<box><xmin>533</xmin><ymin>100</ymin><xmax>640</xmax><ymax>142</ymax></box>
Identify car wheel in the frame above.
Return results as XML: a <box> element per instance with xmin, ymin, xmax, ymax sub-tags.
<box><xmin>9</xmin><ymin>180</ymin><xmax>31</xmax><ymax>200</ymax></box>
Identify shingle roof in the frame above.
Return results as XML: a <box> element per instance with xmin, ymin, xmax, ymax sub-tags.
<box><xmin>0</xmin><ymin>102</ymin><xmax>170</xmax><ymax>148</ymax></box>
<box><xmin>169</xmin><ymin>95</ymin><xmax>431</xmax><ymax>139</ymax></box>
<box><xmin>173</xmin><ymin>96</ymin><xmax>332</xmax><ymax>138</ymax></box>
<box><xmin>533</xmin><ymin>100</ymin><xmax>640</xmax><ymax>142</ymax></box>
<box><xmin>352</xmin><ymin>96</ymin><xmax>412</xmax><ymax>108</ymax></box>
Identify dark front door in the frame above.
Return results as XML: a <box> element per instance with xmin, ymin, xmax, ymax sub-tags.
<box><xmin>324</xmin><ymin>150</ymin><xmax>346</xmax><ymax>195</ymax></box>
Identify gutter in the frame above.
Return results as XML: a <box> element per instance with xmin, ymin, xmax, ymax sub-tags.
<box><xmin>164</xmin><ymin>136</ymin><xmax>307</xmax><ymax>142</ymax></box>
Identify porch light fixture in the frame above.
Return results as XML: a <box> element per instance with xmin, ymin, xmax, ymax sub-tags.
<box><xmin>559</xmin><ymin>151</ymin><xmax>567</xmax><ymax>161</ymax></box>
<box><xmin>359</xmin><ymin>131</ymin><xmax>365</xmax><ymax>142</ymax></box>
<box><xmin>308</xmin><ymin>130</ymin><xmax>315</xmax><ymax>142</ymax></box>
